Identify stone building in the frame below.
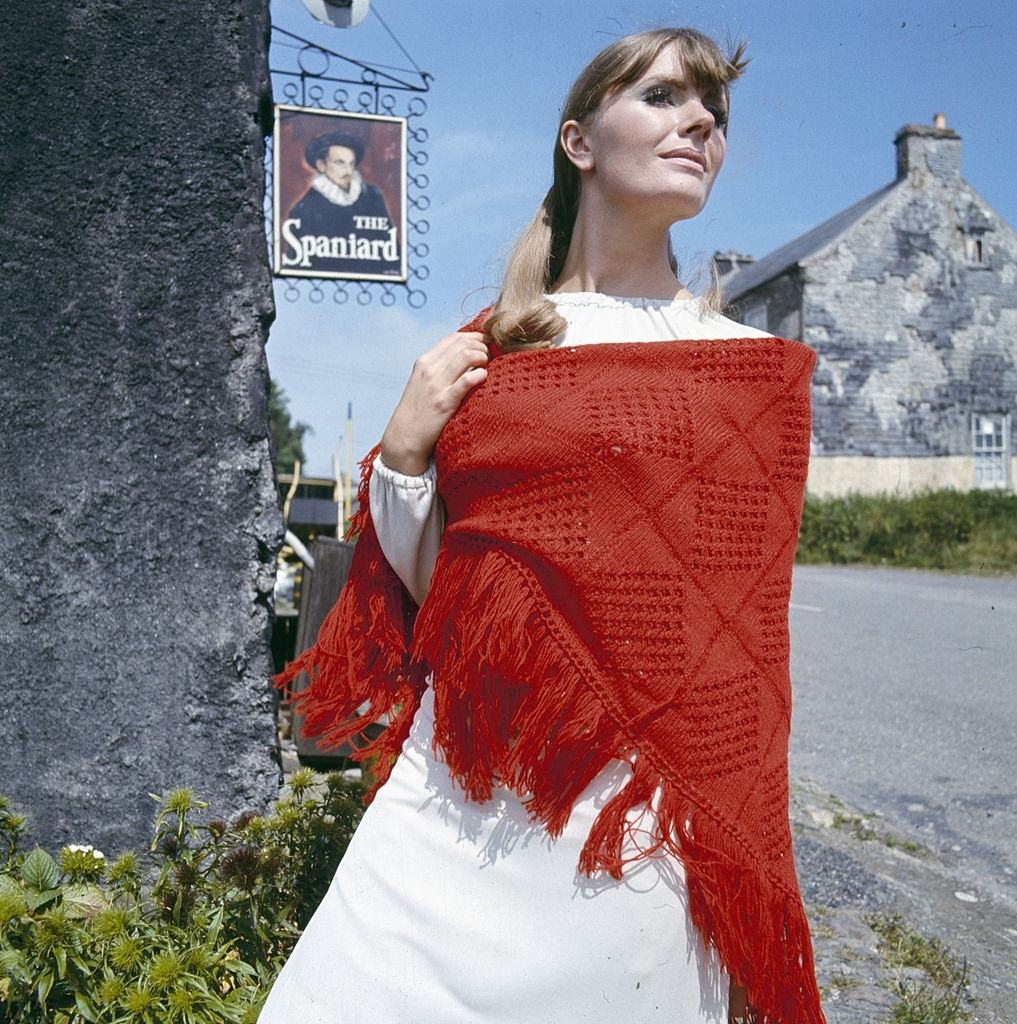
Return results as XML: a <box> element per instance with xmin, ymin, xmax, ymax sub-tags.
<box><xmin>718</xmin><ymin>114</ymin><xmax>1017</xmax><ymax>497</ymax></box>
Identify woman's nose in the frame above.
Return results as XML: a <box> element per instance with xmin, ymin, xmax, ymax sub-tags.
<box><xmin>681</xmin><ymin>99</ymin><xmax>715</xmax><ymax>139</ymax></box>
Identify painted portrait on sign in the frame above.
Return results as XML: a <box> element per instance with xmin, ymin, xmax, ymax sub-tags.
<box><xmin>273</xmin><ymin>105</ymin><xmax>407</xmax><ymax>282</ymax></box>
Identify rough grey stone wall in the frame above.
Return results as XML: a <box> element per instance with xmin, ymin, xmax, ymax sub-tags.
<box><xmin>728</xmin><ymin>269</ymin><xmax>802</xmax><ymax>342</ymax></box>
<box><xmin>729</xmin><ymin>128</ymin><xmax>1017</xmax><ymax>461</ymax></box>
<box><xmin>0</xmin><ymin>1</ymin><xmax>283</xmax><ymax>855</ymax></box>
<box><xmin>894</xmin><ymin>123</ymin><xmax>962</xmax><ymax>184</ymax></box>
<box><xmin>802</xmin><ymin>173</ymin><xmax>1017</xmax><ymax>458</ymax></box>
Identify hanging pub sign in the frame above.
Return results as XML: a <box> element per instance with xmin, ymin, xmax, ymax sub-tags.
<box><xmin>273</xmin><ymin>104</ymin><xmax>407</xmax><ymax>282</ymax></box>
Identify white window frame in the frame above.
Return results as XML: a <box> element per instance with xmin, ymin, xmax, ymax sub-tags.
<box><xmin>964</xmin><ymin>229</ymin><xmax>987</xmax><ymax>265</ymax></box>
<box><xmin>972</xmin><ymin>412</ymin><xmax>1011</xmax><ymax>489</ymax></box>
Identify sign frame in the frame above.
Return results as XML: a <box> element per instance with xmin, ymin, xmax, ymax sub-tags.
<box><xmin>272</xmin><ymin>103</ymin><xmax>408</xmax><ymax>283</ymax></box>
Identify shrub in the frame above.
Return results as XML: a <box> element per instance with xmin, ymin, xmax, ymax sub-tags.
<box><xmin>797</xmin><ymin>488</ymin><xmax>1017</xmax><ymax>573</ymax></box>
<box><xmin>0</xmin><ymin>769</ymin><xmax>366</xmax><ymax>1023</ymax></box>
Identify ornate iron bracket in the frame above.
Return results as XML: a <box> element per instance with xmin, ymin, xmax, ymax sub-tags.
<box><xmin>266</xmin><ymin>23</ymin><xmax>433</xmax><ymax>308</ymax></box>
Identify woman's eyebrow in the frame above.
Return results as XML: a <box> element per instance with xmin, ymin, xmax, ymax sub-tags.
<box><xmin>642</xmin><ymin>74</ymin><xmax>687</xmax><ymax>90</ymax></box>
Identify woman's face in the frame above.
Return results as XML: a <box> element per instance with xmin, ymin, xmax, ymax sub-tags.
<box><xmin>566</xmin><ymin>45</ymin><xmax>729</xmax><ymax>224</ymax></box>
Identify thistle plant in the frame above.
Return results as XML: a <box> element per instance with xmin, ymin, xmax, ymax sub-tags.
<box><xmin>0</xmin><ymin>769</ymin><xmax>367</xmax><ymax>1023</ymax></box>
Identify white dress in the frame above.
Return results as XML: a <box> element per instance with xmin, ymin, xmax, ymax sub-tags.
<box><xmin>258</xmin><ymin>293</ymin><xmax>774</xmax><ymax>1024</ymax></box>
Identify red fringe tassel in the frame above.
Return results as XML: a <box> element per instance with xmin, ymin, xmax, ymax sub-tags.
<box><xmin>272</xmin><ymin>442</ymin><xmax>427</xmax><ymax>802</ymax></box>
<box><xmin>272</xmin><ymin>444</ymin><xmax>826</xmax><ymax>1022</ymax></box>
<box><xmin>412</xmin><ymin>540</ymin><xmax>825</xmax><ymax>1022</ymax></box>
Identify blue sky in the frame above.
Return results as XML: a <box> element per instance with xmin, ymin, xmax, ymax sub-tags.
<box><xmin>266</xmin><ymin>0</ymin><xmax>1017</xmax><ymax>477</ymax></box>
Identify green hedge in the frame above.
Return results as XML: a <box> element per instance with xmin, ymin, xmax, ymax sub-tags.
<box><xmin>796</xmin><ymin>488</ymin><xmax>1017</xmax><ymax>573</ymax></box>
<box><xmin>0</xmin><ymin>769</ymin><xmax>366</xmax><ymax>1023</ymax></box>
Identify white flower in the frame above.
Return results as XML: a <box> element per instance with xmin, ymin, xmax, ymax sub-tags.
<box><xmin>65</xmin><ymin>843</ymin><xmax>102</xmax><ymax>858</ymax></box>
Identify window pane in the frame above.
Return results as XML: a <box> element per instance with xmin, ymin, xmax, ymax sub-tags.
<box><xmin>972</xmin><ymin>413</ymin><xmax>1010</xmax><ymax>489</ymax></box>
<box><xmin>976</xmin><ymin>453</ymin><xmax>1004</xmax><ymax>484</ymax></box>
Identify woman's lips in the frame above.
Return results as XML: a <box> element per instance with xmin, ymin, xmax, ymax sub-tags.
<box><xmin>661</xmin><ymin>153</ymin><xmax>706</xmax><ymax>172</ymax></box>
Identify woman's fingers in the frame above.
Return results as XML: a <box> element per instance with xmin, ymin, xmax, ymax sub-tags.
<box><xmin>414</xmin><ymin>332</ymin><xmax>486</xmax><ymax>391</ymax></box>
<box><xmin>383</xmin><ymin>330</ymin><xmax>489</xmax><ymax>467</ymax></box>
<box><xmin>385</xmin><ymin>329</ymin><xmax>487</xmax><ymax>458</ymax></box>
<box><xmin>450</xmin><ymin>333</ymin><xmax>489</xmax><ymax>383</ymax></box>
<box><xmin>425</xmin><ymin>331</ymin><xmax>488</xmax><ymax>401</ymax></box>
<box><xmin>439</xmin><ymin>331</ymin><xmax>489</xmax><ymax>379</ymax></box>
<box><xmin>449</xmin><ymin>362</ymin><xmax>488</xmax><ymax>399</ymax></box>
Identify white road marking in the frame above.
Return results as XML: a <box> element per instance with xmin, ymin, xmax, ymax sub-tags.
<box><xmin>789</xmin><ymin>602</ymin><xmax>823</xmax><ymax>613</ymax></box>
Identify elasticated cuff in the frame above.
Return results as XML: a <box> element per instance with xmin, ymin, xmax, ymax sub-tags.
<box><xmin>372</xmin><ymin>452</ymin><xmax>436</xmax><ymax>490</ymax></box>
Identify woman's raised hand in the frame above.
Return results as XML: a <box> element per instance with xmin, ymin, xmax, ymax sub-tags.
<box><xmin>378</xmin><ymin>331</ymin><xmax>490</xmax><ymax>475</ymax></box>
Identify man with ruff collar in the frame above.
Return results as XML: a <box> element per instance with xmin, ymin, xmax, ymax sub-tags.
<box><xmin>285</xmin><ymin>128</ymin><xmax>399</xmax><ymax>277</ymax></box>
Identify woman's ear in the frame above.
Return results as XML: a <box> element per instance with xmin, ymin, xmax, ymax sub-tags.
<box><xmin>560</xmin><ymin>120</ymin><xmax>594</xmax><ymax>172</ymax></box>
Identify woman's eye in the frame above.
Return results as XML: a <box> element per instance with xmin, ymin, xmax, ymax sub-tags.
<box><xmin>645</xmin><ymin>87</ymin><xmax>728</xmax><ymax>128</ymax></box>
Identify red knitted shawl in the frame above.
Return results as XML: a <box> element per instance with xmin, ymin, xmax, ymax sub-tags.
<box><xmin>274</xmin><ymin>307</ymin><xmax>826</xmax><ymax>1024</ymax></box>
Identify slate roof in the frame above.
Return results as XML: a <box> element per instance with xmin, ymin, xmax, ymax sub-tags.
<box><xmin>720</xmin><ymin>178</ymin><xmax>901</xmax><ymax>303</ymax></box>
<box><xmin>287</xmin><ymin>496</ymin><xmax>341</xmax><ymax>528</ymax></box>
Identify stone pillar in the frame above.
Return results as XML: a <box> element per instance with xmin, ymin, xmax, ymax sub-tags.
<box><xmin>0</xmin><ymin>0</ymin><xmax>283</xmax><ymax>854</ymax></box>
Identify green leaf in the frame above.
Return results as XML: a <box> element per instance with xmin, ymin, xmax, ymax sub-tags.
<box><xmin>55</xmin><ymin>944</ymin><xmax>67</xmax><ymax>979</ymax></box>
<box><xmin>221</xmin><ymin>958</ymin><xmax>257</xmax><ymax>977</ymax></box>
<box><xmin>63</xmin><ymin>881</ymin><xmax>109</xmax><ymax>920</ymax></box>
<box><xmin>74</xmin><ymin>989</ymin><xmax>98</xmax><ymax>1022</ymax></box>
<box><xmin>0</xmin><ymin>873</ymin><xmax>23</xmax><ymax>895</ymax></box>
<box><xmin>206</xmin><ymin>904</ymin><xmax>224</xmax><ymax>944</ymax></box>
<box><xmin>0</xmin><ymin>947</ymin><xmax>29</xmax><ymax>983</ymax></box>
<box><xmin>37</xmin><ymin>969</ymin><xmax>53</xmax><ymax>1006</ymax></box>
<box><xmin>21</xmin><ymin>847</ymin><xmax>60</xmax><ymax>891</ymax></box>
<box><xmin>24</xmin><ymin>886</ymin><xmax>61</xmax><ymax>911</ymax></box>
<box><xmin>188</xmin><ymin>976</ymin><xmax>213</xmax><ymax>997</ymax></box>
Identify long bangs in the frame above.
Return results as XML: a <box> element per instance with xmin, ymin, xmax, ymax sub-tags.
<box><xmin>671</xmin><ymin>29</ymin><xmax>748</xmax><ymax>92</ymax></box>
<box><xmin>593</xmin><ymin>29</ymin><xmax>749</xmax><ymax>114</ymax></box>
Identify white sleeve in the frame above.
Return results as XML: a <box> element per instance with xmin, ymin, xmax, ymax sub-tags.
<box><xmin>367</xmin><ymin>452</ymin><xmax>445</xmax><ymax>606</ymax></box>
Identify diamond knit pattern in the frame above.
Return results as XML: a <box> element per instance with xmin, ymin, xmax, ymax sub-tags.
<box><xmin>274</xmin><ymin>306</ymin><xmax>826</xmax><ymax>1024</ymax></box>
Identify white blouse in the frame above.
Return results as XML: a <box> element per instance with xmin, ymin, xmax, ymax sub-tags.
<box><xmin>259</xmin><ymin>294</ymin><xmax>776</xmax><ymax>1024</ymax></box>
<box><xmin>369</xmin><ymin>292</ymin><xmax>774</xmax><ymax>606</ymax></box>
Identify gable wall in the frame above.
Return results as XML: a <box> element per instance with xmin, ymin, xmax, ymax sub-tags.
<box><xmin>803</xmin><ymin>175</ymin><xmax>1017</xmax><ymax>473</ymax></box>
<box><xmin>728</xmin><ymin>173</ymin><xmax>1017</xmax><ymax>495</ymax></box>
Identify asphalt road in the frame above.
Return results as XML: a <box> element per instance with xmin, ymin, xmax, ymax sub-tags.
<box><xmin>787</xmin><ymin>564</ymin><xmax>1017</xmax><ymax>901</ymax></box>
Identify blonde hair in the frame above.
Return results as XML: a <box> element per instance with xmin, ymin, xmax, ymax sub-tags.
<box><xmin>483</xmin><ymin>27</ymin><xmax>749</xmax><ymax>353</ymax></box>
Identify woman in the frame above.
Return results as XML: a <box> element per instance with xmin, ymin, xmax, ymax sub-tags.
<box><xmin>263</xmin><ymin>26</ymin><xmax>826</xmax><ymax>1024</ymax></box>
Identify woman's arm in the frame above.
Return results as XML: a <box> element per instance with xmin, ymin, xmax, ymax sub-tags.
<box><xmin>368</xmin><ymin>452</ymin><xmax>444</xmax><ymax>607</ymax></box>
<box><xmin>365</xmin><ymin>323</ymin><xmax>487</xmax><ymax>604</ymax></box>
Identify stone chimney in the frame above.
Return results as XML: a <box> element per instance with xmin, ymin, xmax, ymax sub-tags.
<box><xmin>894</xmin><ymin>113</ymin><xmax>961</xmax><ymax>182</ymax></box>
<box><xmin>713</xmin><ymin>250</ymin><xmax>755</xmax><ymax>276</ymax></box>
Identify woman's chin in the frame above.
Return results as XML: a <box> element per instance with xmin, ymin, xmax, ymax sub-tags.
<box><xmin>664</xmin><ymin>194</ymin><xmax>709</xmax><ymax>223</ymax></box>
